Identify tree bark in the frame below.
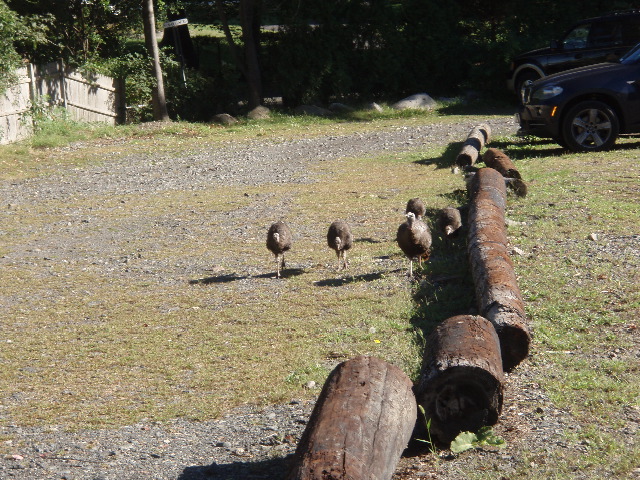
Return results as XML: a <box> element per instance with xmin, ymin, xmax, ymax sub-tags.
<box><xmin>286</xmin><ymin>356</ymin><xmax>416</xmax><ymax>480</ymax></box>
<box><xmin>142</xmin><ymin>0</ymin><xmax>170</xmax><ymax>121</ymax></box>
<box><xmin>415</xmin><ymin>315</ymin><xmax>504</xmax><ymax>445</ymax></box>
<box><xmin>467</xmin><ymin>168</ymin><xmax>531</xmax><ymax>371</ymax></box>
<box><xmin>216</xmin><ymin>0</ymin><xmax>263</xmax><ymax>109</ymax></box>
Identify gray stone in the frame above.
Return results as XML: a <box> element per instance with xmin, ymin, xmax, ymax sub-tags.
<box><xmin>294</xmin><ymin>105</ymin><xmax>333</xmax><ymax>117</ymax></box>
<box><xmin>211</xmin><ymin>113</ymin><xmax>238</xmax><ymax>125</ymax></box>
<box><xmin>328</xmin><ymin>102</ymin><xmax>354</xmax><ymax>113</ymax></box>
<box><xmin>391</xmin><ymin>93</ymin><xmax>437</xmax><ymax>110</ymax></box>
<box><xmin>247</xmin><ymin>105</ymin><xmax>271</xmax><ymax>120</ymax></box>
<box><xmin>365</xmin><ymin>102</ymin><xmax>384</xmax><ymax>112</ymax></box>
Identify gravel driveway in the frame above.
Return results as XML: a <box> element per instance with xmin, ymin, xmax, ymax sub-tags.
<box><xmin>0</xmin><ymin>116</ymin><xmax>587</xmax><ymax>480</ymax></box>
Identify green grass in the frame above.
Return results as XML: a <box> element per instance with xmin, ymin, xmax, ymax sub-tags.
<box><xmin>1</xmin><ymin>109</ymin><xmax>639</xmax><ymax>479</ymax></box>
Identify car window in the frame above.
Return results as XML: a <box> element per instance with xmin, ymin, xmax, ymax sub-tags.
<box><xmin>563</xmin><ymin>24</ymin><xmax>590</xmax><ymax>49</ymax></box>
<box><xmin>620</xmin><ymin>42</ymin><xmax>640</xmax><ymax>64</ymax></box>
<box><xmin>621</xmin><ymin>18</ymin><xmax>640</xmax><ymax>44</ymax></box>
<box><xmin>587</xmin><ymin>20</ymin><xmax>622</xmax><ymax>47</ymax></box>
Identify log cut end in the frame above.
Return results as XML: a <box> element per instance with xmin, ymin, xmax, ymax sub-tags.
<box><xmin>417</xmin><ymin>366</ymin><xmax>503</xmax><ymax>445</ymax></box>
<box><xmin>483</xmin><ymin>302</ymin><xmax>532</xmax><ymax>371</ymax></box>
<box><xmin>415</xmin><ymin>316</ymin><xmax>504</xmax><ymax>445</ymax></box>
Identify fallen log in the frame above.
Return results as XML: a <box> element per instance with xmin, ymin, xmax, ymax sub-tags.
<box><xmin>483</xmin><ymin>148</ymin><xmax>520</xmax><ymax>179</ymax></box>
<box><xmin>415</xmin><ymin>315</ymin><xmax>504</xmax><ymax>445</ymax></box>
<box><xmin>455</xmin><ymin>126</ymin><xmax>488</xmax><ymax>167</ymax></box>
<box><xmin>456</xmin><ymin>144</ymin><xmax>479</xmax><ymax>167</ymax></box>
<box><xmin>467</xmin><ymin>168</ymin><xmax>531</xmax><ymax>371</ymax></box>
<box><xmin>286</xmin><ymin>356</ymin><xmax>416</xmax><ymax>480</ymax></box>
<box><xmin>483</xmin><ymin>148</ymin><xmax>528</xmax><ymax>197</ymax></box>
<box><xmin>476</xmin><ymin>123</ymin><xmax>492</xmax><ymax>144</ymax></box>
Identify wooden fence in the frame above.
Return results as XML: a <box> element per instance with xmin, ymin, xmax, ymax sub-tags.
<box><xmin>0</xmin><ymin>61</ymin><xmax>125</xmax><ymax>144</ymax></box>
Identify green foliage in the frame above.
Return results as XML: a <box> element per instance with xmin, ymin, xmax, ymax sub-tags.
<box><xmin>450</xmin><ymin>426</ymin><xmax>506</xmax><ymax>453</ymax></box>
<box><xmin>5</xmin><ymin>0</ymin><xmax>142</xmax><ymax>66</ymax></box>
<box><xmin>0</xmin><ymin>0</ymin><xmax>50</xmax><ymax>93</ymax></box>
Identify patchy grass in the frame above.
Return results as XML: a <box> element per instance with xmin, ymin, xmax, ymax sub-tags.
<box><xmin>1</xmin><ymin>112</ymin><xmax>639</xmax><ymax>479</ymax></box>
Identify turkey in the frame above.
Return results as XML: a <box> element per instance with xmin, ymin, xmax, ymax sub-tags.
<box><xmin>405</xmin><ymin>197</ymin><xmax>426</xmax><ymax>220</ymax></box>
<box><xmin>327</xmin><ymin>220</ymin><xmax>353</xmax><ymax>271</ymax></box>
<box><xmin>438</xmin><ymin>206</ymin><xmax>463</xmax><ymax>240</ymax></box>
<box><xmin>266</xmin><ymin>221</ymin><xmax>292</xmax><ymax>279</ymax></box>
<box><xmin>396</xmin><ymin>212</ymin><xmax>432</xmax><ymax>277</ymax></box>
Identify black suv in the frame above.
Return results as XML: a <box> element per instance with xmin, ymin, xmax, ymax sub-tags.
<box><xmin>507</xmin><ymin>10</ymin><xmax>640</xmax><ymax>95</ymax></box>
<box><xmin>517</xmin><ymin>43</ymin><xmax>640</xmax><ymax>152</ymax></box>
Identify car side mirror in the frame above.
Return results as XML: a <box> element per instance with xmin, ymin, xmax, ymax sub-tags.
<box><xmin>550</xmin><ymin>39</ymin><xmax>561</xmax><ymax>50</ymax></box>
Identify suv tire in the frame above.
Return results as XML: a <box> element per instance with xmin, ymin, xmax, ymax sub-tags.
<box><xmin>561</xmin><ymin>100</ymin><xmax>619</xmax><ymax>152</ymax></box>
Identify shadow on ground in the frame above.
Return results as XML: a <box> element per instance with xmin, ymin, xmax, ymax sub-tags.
<box><xmin>178</xmin><ymin>456</ymin><xmax>292</xmax><ymax>479</ymax></box>
<box><xmin>189</xmin><ymin>268</ymin><xmax>306</xmax><ymax>284</ymax></box>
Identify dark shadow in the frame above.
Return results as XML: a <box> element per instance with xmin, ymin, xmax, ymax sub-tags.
<box><xmin>178</xmin><ymin>455</ymin><xmax>292</xmax><ymax>480</ymax></box>
<box><xmin>189</xmin><ymin>268</ymin><xmax>306</xmax><ymax>284</ymax></box>
<box><xmin>189</xmin><ymin>274</ymin><xmax>248</xmax><ymax>284</ymax></box>
<box><xmin>354</xmin><ymin>237</ymin><xmax>382</xmax><ymax>244</ymax></box>
<box><xmin>436</xmin><ymin>100</ymin><xmax>517</xmax><ymax>116</ymax></box>
<box><xmin>439</xmin><ymin>189</ymin><xmax>469</xmax><ymax>205</ymax></box>
<box><xmin>314</xmin><ymin>271</ymin><xmax>385</xmax><ymax>287</ymax></box>
<box><xmin>254</xmin><ymin>268</ymin><xmax>306</xmax><ymax>280</ymax></box>
<box><xmin>409</xmin><ymin>234</ymin><xmax>477</xmax><ymax>342</ymax></box>
<box><xmin>415</xmin><ymin>141</ymin><xmax>463</xmax><ymax>169</ymax></box>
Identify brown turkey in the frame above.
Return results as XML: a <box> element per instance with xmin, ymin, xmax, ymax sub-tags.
<box><xmin>438</xmin><ymin>206</ymin><xmax>463</xmax><ymax>240</ymax></box>
<box><xmin>327</xmin><ymin>220</ymin><xmax>353</xmax><ymax>271</ymax></box>
<box><xmin>405</xmin><ymin>197</ymin><xmax>426</xmax><ymax>220</ymax></box>
<box><xmin>266</xmin><ymin>221</ymin><xmax>292</xmax><ymax>279</ymax></box>
<box><xmin>396</xmin><ymin>212</ymin><xmax>432</xmax><ymax>277</ymax></box>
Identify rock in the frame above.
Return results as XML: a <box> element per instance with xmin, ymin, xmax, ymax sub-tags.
<box><xmin>589</xmin><ymin>233</ymin><xmax>599</xmax><ymax>241</ymax></box>
<box><xmin>391</xmin><ymin>93</ymin><xmax>437</xmax><ymax>110</ymax></box>
<box><xmin>247</xmin><ymin>106</ymin><xmax>271</xmax><ymax>120</ymax></box>
<box><xmin>294</xmin><ymin>105</ymin><xmax>333</xmax><ymax>117</ymax></box>
<box><xmin>211</xmin><ymin>113</ymin><xmax>238</xmax><ymax>125</ymax></box>
<box><xmin>328</xmin><ymin>102</ymin><xmax>354</xmax><ymax>113</ymax></box>
<box><xmin>511</xmin><ymin>246</ymin><xmax>527</xmax><ymax>256</ymax></box>
<box><xmin>365</xmin><ymin>102</ymin><xmax>384</xmax><ymax>112</ymax></box>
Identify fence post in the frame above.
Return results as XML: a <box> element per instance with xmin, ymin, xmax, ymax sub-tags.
<box><xmin>116</xmin><ymin>77</ymin><xmax>127</xmax><ymax>125</ymax></box>
<box><xmin>26</xmin><ymin>63</ymin><xmax>37</xmax><ymax>132</ymax></box>
<box><xmin>59</xmin><ymin>59</ymin><xmax>68</xmax><ymax>109</ymax></box>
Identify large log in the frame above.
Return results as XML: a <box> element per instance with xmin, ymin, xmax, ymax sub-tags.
<box><xmin>415</xmin><ymin>315</ymin><xmax>504</xmax><ymax>445</ymax></box>
<box><xmin>286</xmin><ymin>356</ymin><xmax>416</xmax><ymax>480</ymax></box>
<box><xmin>467</xmin><ymin>168</ymin><xmax>531</xmax><ymax>371</ymax></box>
<box><xmin>455</xmin><ymin>126</ymin><xmax>488</xmax><ymax>167</ymax></box>
<box><xmin>483</xmin><ymin>148</ymin><xmax>527</xmax><ymax>197</ymax></box>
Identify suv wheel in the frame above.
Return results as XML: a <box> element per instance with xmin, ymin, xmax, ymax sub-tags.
<box><xmin>561</xmin><ymin>100</ymin><xmax>619</xmax><ymax>152</ymax></box>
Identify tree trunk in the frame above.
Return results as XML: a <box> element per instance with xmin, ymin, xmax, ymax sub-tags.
<box><xmin>286</xmin><ymin>356</ymin><xmax>416</xmax><ymax>480</ymax></box>
<box><xmin>240</xmin><ymin>0</ymin><xmax>263</xmax><ymax>109</ymax></box>
<box><xmin>415</xmin><ymin>315</ymin><xmax>504</xmax><ymax>445</ymax></box>
<box><xmin>142</xmin><ymin>0</ymin><xmax>170</xmax><ymax>122</ymax></box>
<box><xmin>216</xmin><ymin>0</ymin><xmax>263</xmax><ymax>109</ymax></box>
<box><xmin>467</xmin><ymin>168</ymin><xmax>531</xmax><ymax>371</ymax></box>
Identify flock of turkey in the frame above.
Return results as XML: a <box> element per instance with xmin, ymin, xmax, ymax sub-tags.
<box><xmin>265</xmin><ymin>198</ymin><xmax>463</xmax><ymax>279</ymax></box>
